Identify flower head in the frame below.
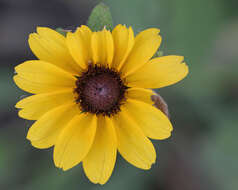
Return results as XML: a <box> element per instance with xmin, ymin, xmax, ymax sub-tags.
<box><xmin>14</xmin><ymin>24</ymin><xmax>188</xmax><ymax>184</ymax></box>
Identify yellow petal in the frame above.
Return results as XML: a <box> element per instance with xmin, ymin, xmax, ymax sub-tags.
<box><xmin>14</xmin><ymin>60</ymin><xmax>76</xmax><ymax>94</ymax></box>
<box><xmin>83</xmin><ymin>116</ymin><xmax>117</xmax><ymax>185</ymax></box>
<box><xmin>83</xmin><ymin>117</ymin><xmax>117</xmax><ymax>184</ymax></box>
<box><xmin>27</xmin><ymin>103</ymin><xmax>79</xmax><ymax>149</ymax></box>
<box><xmin>16</xmin><ymin>89</ymin><xmax>75</xmax><ymax>120</ymax></box>
<box><xmin>112</xmin><ymin>110</ymin><xmax>156</xmax><ymax>169</ymax></box>
<box><xmin>91</xmin><ymin>29</ymin><xmax>114</xmax><ymax>67</ymax></box>
<box><xmin>66</xmin><ymin>26</ymin><xmax>92</xmax><ymax>69</ymax></box>
<box><xmin>126</xmin><ymin>87</ymin><xmax>155</xmax><ymax>105</ymax></box>
<box><xmin>29</xmin><ymin>27</ymin><xmax>82</xmax><ymax>74</ymax></box>
<box><xmin>126</xmin><ymin>56</ymin><xmax>189</xmax><ymax>88</ymax></box>
<box><xmin>123</xmin><ymin>99</ymin><xmax>172</xmax><ymax>140</ymax></box>
<box><xmin>13</xmin><ymin>75</ymin><xmax>46</xmax><ymax>95</ymax></box>
<box><xmin>75</xmin><ymin>25</ymin><xmax>92</xmax><ymax>58</ymax></box>
<box><xmin>53</xmin><ymin>113</ymin><xmax>97</xmax><ymax>171</ymax></box>
<box><xmin>31</xmin><ymin>137</ymin><xmax>57</xmax><ymax>149</ymax></box>
<box><xmin>111</xmin><ymin>24</ymin><xmax>134</xmax><ymax>70</ymax></box>
<box><xmin>120</xmin><ymin>28</ymin><xmax>161</xmax><ymax>77</ymax></box>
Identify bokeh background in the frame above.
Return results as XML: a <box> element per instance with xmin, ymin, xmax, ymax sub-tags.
<box><xmin>0</xmin><ymin>0</ymin><xmax>238</xmax><ymax>189</ymax></box>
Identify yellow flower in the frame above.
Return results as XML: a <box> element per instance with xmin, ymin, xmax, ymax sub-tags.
<box><xmin>14</xmin><ymin>24</ymin><xmax>188</xmax><ymax>184</ymax></box>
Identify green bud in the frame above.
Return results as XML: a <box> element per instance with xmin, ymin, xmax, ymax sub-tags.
<box><xmin>156</xmin><ymin>51</ymin><xmax>164</xmax><ymax>57</ymax></box>
<box><xmin>152</xmin><ymin>51</ymin><xmax>164</xmax><ymax>59</ymax></box>
<box><xmin>55</xmin><ymin>28</ymin><xmax>70</xmax><ymax>36</ymax></box>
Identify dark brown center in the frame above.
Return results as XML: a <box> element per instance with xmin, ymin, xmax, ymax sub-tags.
<box><xmin>75</xmin><ymin>65</ymin><xmax>127</xmax><ymax>116</ymax></box>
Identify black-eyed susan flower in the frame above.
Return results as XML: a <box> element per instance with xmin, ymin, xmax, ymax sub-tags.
<box><xmin>14</xmin><ymin>24</ymin><xmax>188</xmax><ymax>184</ymax></box>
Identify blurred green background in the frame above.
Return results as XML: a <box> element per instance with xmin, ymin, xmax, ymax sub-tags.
<box><xmin>0</xmin><ymin>0</ymin><xmax>238</xmax><ymax>189</ymax></box>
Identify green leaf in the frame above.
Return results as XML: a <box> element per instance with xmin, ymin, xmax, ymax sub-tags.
<box><xmin>87</xmin><ymin>3</ymin><xmax>113</xmax><ymax>32</ymax></box>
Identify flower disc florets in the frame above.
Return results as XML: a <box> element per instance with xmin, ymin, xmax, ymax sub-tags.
<box><xmin>75</xmin><ymin>64</ymin><xmax>128</xmax><ymax>116</ymax></box>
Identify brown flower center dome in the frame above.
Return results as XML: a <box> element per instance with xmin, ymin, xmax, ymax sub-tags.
<box><xmin>75</xmin><ymin>64</ymin><xmax>127</xmax><ymax>116</ymax></box>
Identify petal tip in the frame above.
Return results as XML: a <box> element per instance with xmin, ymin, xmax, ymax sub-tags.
<box><xmin>66</xmin><ymin>31</ymin><xmax>73</xmax><ymax>38</ymax></box>
<box><xmin>181</xmin><ymin>62</ymin><xmax>189</xmax><ymax>78</ymax></box>
<box><xmin>62</xmin><ymin>166</ymin><xmax>71</xmax><ymax>171</ymax></box>
<box><xmin>28</xmin><ymin>33</ymin><xmax>37</xmax><ymax>39</ymax></box>
<box><xmin>36</xmin><ymin>26</ymin><xmax>51</xmax><ymax>34</ymax></box>
<box><xmin>18</xmin><ymin>109</ymin><xmax>24</xmax><ymax>119</ymax></box>
<box><xmin>15</xmin><ymin>102</ymin><xmax>21</xmax><ymax>108</ymax></box>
